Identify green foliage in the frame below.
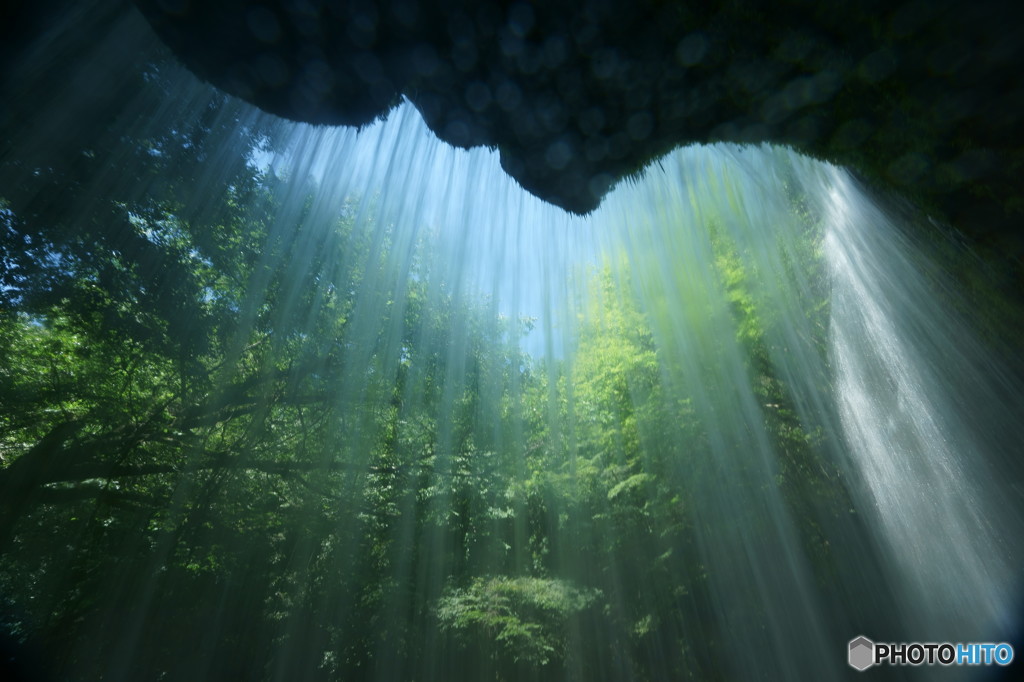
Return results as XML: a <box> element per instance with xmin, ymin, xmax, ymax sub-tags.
<box><xmin>437</xmin><ymin>576</ymin><xmax>600</xmax><ymax>668</ymax></box>
<box><xmin>0</xmin><ymin>50</ymin><xmax>853</xmax><ymax>680</ymax></box>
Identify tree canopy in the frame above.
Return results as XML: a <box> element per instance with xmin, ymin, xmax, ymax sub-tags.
<box><xmin>1</xmin><ymin>44</ymin><xmax>881</xmax><ymax>682</ymax></box>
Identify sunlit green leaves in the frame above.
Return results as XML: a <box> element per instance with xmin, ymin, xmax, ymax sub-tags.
<box><xmin>437</xmin><ymin>576</ymin><xmax>600</xmax><ymax>667</ymax></box>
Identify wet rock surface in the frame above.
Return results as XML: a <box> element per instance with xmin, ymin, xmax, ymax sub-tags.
<box><xmin>4</xmin><ymin>1</ymin><xmax>1020</xmax><ymax>257</ymax></box>
<box><xmin>131</xmin><ymin>1</ymin><xmax>1024</xmax><ymax>249</ymax></box>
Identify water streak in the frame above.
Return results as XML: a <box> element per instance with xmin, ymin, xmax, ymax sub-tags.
<box><xmin>1</xmin><ymin>10</ymin><xmax>1022</xmax><ymax>681</ymax></box>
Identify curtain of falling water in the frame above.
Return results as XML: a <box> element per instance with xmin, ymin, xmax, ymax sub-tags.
<box><xmin>1</xmin><ymin>6</ymin><xmax>1022</xmax><ymax>681</ymax></box>
<box><xmin>823</xmin><ymin>172</ymin><xmax>1022</xmax><ymax>640</ymax></box>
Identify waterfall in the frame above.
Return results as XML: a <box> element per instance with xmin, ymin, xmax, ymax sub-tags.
<box><xmin>825</xmin><ymin>171</ymin><xmax>1020</xmax><ymax>640</ymax></box>
<box><xmin>1</xmin><ymin>7</ymin><xmax>1022</xmax><ymax>681</ymax></box>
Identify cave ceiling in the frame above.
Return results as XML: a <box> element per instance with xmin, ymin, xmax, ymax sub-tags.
<box><xmin>3</xmin><ymin>1</ymin><xmax>1023</xmax><ymax>257</ymax></box>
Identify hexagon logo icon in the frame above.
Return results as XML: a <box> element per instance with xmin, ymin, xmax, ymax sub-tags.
<box><xmin>849</xmin><ymin>636</ymin><xmax>875</xmax><ymax>671</ymax></box>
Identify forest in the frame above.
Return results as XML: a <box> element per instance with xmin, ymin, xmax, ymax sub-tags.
<box><xmin>2</xmin><ymin>23</ymin><xmax>1022</xmax><ymax>682</ymax></box>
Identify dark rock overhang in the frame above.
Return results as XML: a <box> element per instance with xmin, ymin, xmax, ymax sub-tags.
<box><xmin>129</xmin><ymin>0</ymin><xmax>1024</xmax><ymax>254</ymax></box>
<box><xmin>3</xmin><ymin>1</ymin><xmax>1023</xmax><ymax>258</ymax></box>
